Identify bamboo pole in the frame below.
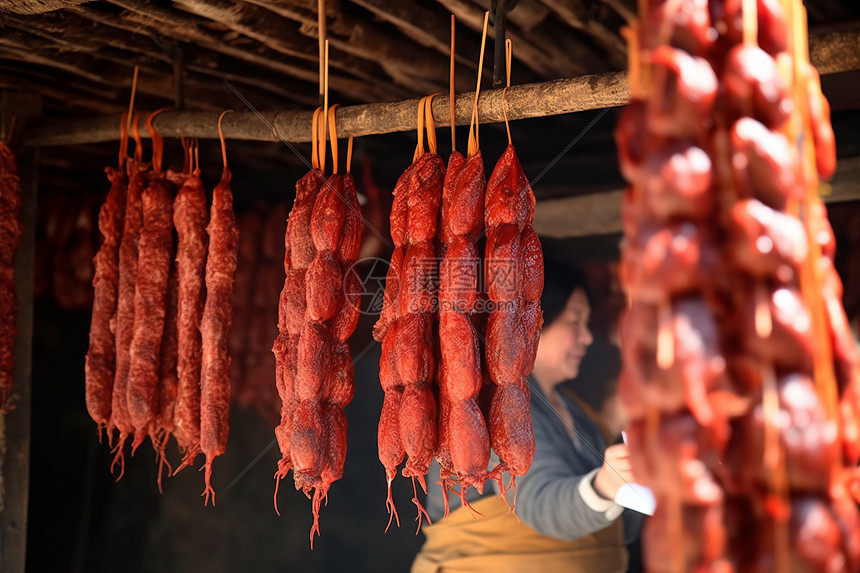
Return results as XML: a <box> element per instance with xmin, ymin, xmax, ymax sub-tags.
<box><xmin>24</xmin><ymin>72</ymin><xmax>628</xmax><ymax>146</ymax></box>
<box><xmin>20</xmin><ymin>24</ymin><xmax>860</xmax><ymax>147</ymax></box>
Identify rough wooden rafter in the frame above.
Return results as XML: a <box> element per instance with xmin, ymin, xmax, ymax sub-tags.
<box><xmin>0</xmin><ymin>58</ymin><xmax>124</xmax><ymax>102</ymax></box>
<box><xmin>0</xmin><ymin>73</ymin><xmax>126</xmax><ymax>114</ymax></box>
<box><xmin>598</xmin><ymin>0</ymin><xmax>636</xmax><ymax>24</ymax></box>
<box><xmin>105</xmin><ymin>0</ymin><xmax>408</xmax><ymax>103</ymax></box>
<box><xmin>0</xmin><ymin>0</ymin><xmax>87</xmax><ymax>14</ymax></box>
<box><xmin>435</xmin><ymin>0</ymin><xmax>600</xmax><ymax>78</ymax></box>
<box><xmin>503</xmin><ymin>0</ymin><xmax>551</xmax><ymax>32</ymax></box>
<box><xmin>169</xmin><ymin>0</ymin><xmax>384</xmax><ymax>84</ymax></box>
<box><xmin>349</xmin><ymin>0</ymin><xmax>484</xmax><ymax>73</ymax></box>
<box><xmin>538</xmin><ymin>0</ymin><xmax>628</xmax><ymax>69</ymax></box>
<box><xmin>0</xmin><ymin>29</ymin><xmax>286</xmax><ymax>112</ymax></box>
<box><xmin>809</xmin><ymin>29</ymin><xmax>860</xmax><ymax>75</ymax></box>
<box><xmin>20</xmin><ymin>6</ymin><xmax>320</xmax><ymax>107</ymax></box>
<box><xmin>245</xmin><ymin>0</ymin><xmax>478</xmax><ymax>95</ymax></box>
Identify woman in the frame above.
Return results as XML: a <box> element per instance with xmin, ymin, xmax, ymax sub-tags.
<box><xmin>413</xmin><ymin>262</ymin><xmax>644</xmax><ymax>573</ymax></box>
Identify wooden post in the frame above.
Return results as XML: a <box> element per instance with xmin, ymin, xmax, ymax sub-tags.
<box><xmin>492</xmin><ymin>0</ymin><xmax>508</xmax><ymax>88</ymax></box>
<box><xmin>0</xmin><ymin>91</ymin><xmax>40</xmax><ymax>573</ymax></box>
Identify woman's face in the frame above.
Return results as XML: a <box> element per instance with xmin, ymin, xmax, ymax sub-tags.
<box><xmin>536</xmin><ymin>289</ymin><xmax>594</xmax><ymax>383</ymax></box>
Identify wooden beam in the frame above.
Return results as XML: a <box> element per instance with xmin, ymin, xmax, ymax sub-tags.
<box><xmin>824</xmin><ymin>156</ymin><xmax>860</xmax><ymax>202</ymax></box>
<box><xmin>0</xmin><ymin>61</ymin><xmax>127</xmax><ymax>112</ymax></box>
<box><xmin>19</xmin><ymin>24</ymin><xmax>860</xmax><ymax>146</ymax></box>
<box><xmin>23</xmin><ymin>72</ymin><xmax>630</xmax><ymax>146</ymax></box>
<box><xmin>105</xmin><ymin>0</ymin><xmax>408</xmax><ymax>103</ymax></box>
<box><xmin>533</xmin><ymin>190</ymin><xmax>624</xmax><ymax>238</ymax></box>
<box><xmin>598</xmin><ymin>0</ymin><xmax>636</xmax><ymax>24</ymax></box>
<box><xmin>435</xmin><ymin>0</ymin><xmax>591</xmax><ymax>78</ymax></box>
<box><xmin>0</xmin><ymin>73</ymin><xmax>125</xmax><ymax>115</ymax></box>
<box><xmin>0</xmin><ymin>28</ymin><xmax>291</xmax><ymax>112</ymax></box>
<box><xmin>0</xmin><ymin>90</ymin><xmax>40</xmax><ymax>573</ymax></box>
<box><xmin>170</xmin><ymin>0</ymin><xmax>388</xmax><ymax>87</ymax></box>
<box><xmin>539</xmin><ymin>0</ymin><xmax>628</xmax><ymax>69</ymax></box>
<box><xmin>0</xmin><ymin>32</ymin><xmax>106</xmax><ymax>83</ymax></box>
<box><xmin>244</xmin><ymin>0</ymin><xmax>478</xmax><ymax>95</ymax></box>
<box><xmin>809</xmin><ymin>29</ymin><xmax>860</xmax><ymax>75</ymax></box>
<box><xmin>349</xmin><ymin>0</ymin><xmax>482</xmax><ymax>73</ymax></box>
<box><xmin>533</xmin><ymin>156</ymin><xmax>860</xmax><ymax>239</ymax></box>
<box><xmin>1</xmin><ymin>10</ymin><xmax>188</xmax><ymax>64</ymax></box>
<box><xmin>506</xmin><ymin>0</ymin><xmax>552</xmax><ymax>33</ymax></box>
<box><xmin>66</xmin><ymin>6</ymin><xmax>316</xmax><ymax>106</ymax></box>
<box><xmin>9</xmin><ymin>8</ymin><xmax>319</xmax><ymax>107</ymax></box>
<box><xmin>0</xmin><ymin>0</ymin><xmax>87</xmax><ymax>13</ymax></box>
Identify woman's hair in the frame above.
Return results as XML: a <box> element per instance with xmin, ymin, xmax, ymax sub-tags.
<box><xmin>567</xmin><ymin>340</ymin><xmax>620</xmax><ymax>410</ymax></box>
<box><xmin>540</xmin><ymin>259</ymin><xmax>592</xmax><ymax>327</ymax></box>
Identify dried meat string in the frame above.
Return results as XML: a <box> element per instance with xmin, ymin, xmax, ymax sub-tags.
<box><xmin>199</xmin><ymin>111</ymin><xmax>239</xmax><ymax>506</ymax></box>
<box><xmin>85</xmin><ymin>112</ymin><xmax>129</xmax><ymax>438</ymax></box>
<box><xmin>484</xmin><ymin>36</ymin><xmax>542</xmax><ymax>510</ymax></box>
<box><xmin>110</xmin><ymin>111</ymin><xmax>146</xmax><ymax>477</ymax></box>
<box><xmin>172</xmin><ymin>137</ymin><xmax>209</xmax><ymax>474</ymax></box>
<box><xmin>617</xmin><ymin>0</ymin><xmax>859</xmax><ymax>569</ymax></box>
<box><xmin>273</xmin><ymin>108</ymin><xmax>325</xmax><ymax>513</ymax></box>
<box><xmin>128</xmin><ymin>109</ymin><xmax>175</xmax><ymax>454</ymax></box>
<box><xmin>375</xmin><ymin>95</ymin><xmax>445</xmax><ymax>532</ymax></box>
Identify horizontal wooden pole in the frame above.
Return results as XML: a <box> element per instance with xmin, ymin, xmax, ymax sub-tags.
<box><xmin>533</xmin><ymin>156</ymin><xmax>860</xmax><ymax>239</ymax></box>
<box><xmin>20</xmin><ymin>26</ymin><xmax>860</xmax><ymax>147</ymax></box>
<box><xmin>23</xmin><ymin>72</ymin><xmax>629</xmax><ymax>146</ymax></box>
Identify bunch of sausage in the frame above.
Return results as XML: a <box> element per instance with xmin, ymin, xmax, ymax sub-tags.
<box><xmin>272</xmin><ymin>108</ymin><xmax>363</xmax><ymax>546</ymax></box>
<box><xmin>374</xmin><ymin>99</ymin><xmax>544</xmax><ymax>528</ymax></box>
<box><xmin>85</xmin><ymin>120</ymin><xmax>238</xmax><ymax>504</ymax></box>
<box><xmin>231</xmin><ymin>201</ymin><xmax>289</xmax><ymax>424</ymax></box>
<box><xmin>33</xmin><ymin>191</ymin><xmax>100</xmax><ymax>310</ymax></box>
<box><xmin>617</xmin><ymin>0</ymin><xmax>860</xmax><ymax>570</ymax></box>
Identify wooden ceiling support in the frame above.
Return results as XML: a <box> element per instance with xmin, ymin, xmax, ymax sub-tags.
<box><xmin>533</xmin><ymin>157</ymin><xmax>860</xmax><ymax>238</ymax></box>
<box><xmin>23</xmin><ymin>72</ymin><xmax>630</xmax><ymax>146</ymax></box>
<box><xmin>20</xmin><ymin>26</ymin><xmax>860</xmax><ymax>147</ymax></box>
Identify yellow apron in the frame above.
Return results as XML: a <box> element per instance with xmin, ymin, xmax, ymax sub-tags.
<box><xmin>411</xmin><ymin>495</ymin><xmax>626</xmax><ymax>573</ymax></box>
<box><xmin>412</xmin><ymin>391</ymin><xmax>627</xmax><ymax>573</ymax></box>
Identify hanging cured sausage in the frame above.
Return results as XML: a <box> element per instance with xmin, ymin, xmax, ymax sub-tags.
<box><xmin>484</xmin><ymin>40</ymin><xmax>543</xmax><ymax>503</ymax></box>
<box><xmin>274</xmin><ymin>104</ymin><xmax>364</xmax><ymax>546</ymax></box>
<box><xmin>171</xmin><ymin>140</ymin><xmax>208</xmax><ymax>472</ymax></box>
<box><xmin>374</xmin><ymin>96</ymin><xmax>444</xmax><ymax>530</ymax></box>
<box><xmin>85</xmin><ymin>114</ymin><xmax>129</xmax><ymax>435</ymax></box>
<box><xmin>199</xmin><ymin>112</ymin><xmax>239</xmax><ymax>505</ymax></box>
<box><xmin>273</xmin><ymin>108</ymin><xmax>324</xmax><ymax>503</ymax></box>
<box><xmin>109</xmin><ymin>113</ymin><xmax>148</xmax><ymax>475</ymax></box>
<box><xmin>127</xmin><ymin>111</ymin><xmax>175</xmax><ymax>454</ymax></box>
<box><xmin>617</xmin><ymin>0</ymin><xmax>860</xmax><ymax>570</ymax></box>
<box><xmin>436</xmin><ymin>72</ymin><xmax>490</xmax><ymax>511</ymax></box>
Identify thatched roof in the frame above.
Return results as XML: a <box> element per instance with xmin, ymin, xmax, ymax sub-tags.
<box><xmin>0</xmin><ymin>0</ymin><xmax>637</xmax><ymax>115</ymax></box>
<box><xmin>1</xmin><ymin>0</ymin><xmax>857</xmax><ymax>118</ymax></box>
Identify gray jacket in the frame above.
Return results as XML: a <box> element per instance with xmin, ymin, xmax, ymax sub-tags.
<box><xmin>425</xmin><ymin>377</ymin><xmax>645</xmax><ymax>544</ymax></box>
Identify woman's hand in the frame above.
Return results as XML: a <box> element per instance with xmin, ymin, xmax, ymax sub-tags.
<box><xmin>592</xmin><ymin>444</ymin><xmax>635</xmax><ymax>500</ymax></box>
